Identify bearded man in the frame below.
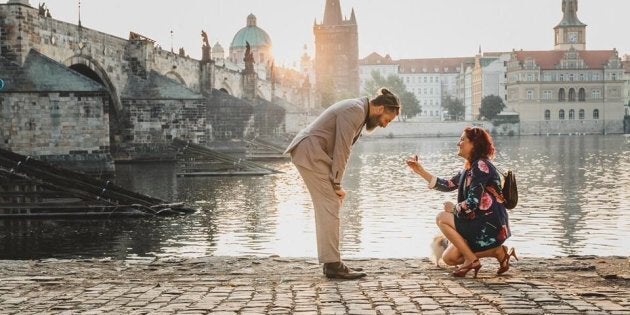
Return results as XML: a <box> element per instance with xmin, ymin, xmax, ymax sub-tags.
<box><xmin>285</xmin><ymin>88</ymin><xmax>401</xmax><ymax>279</ymax></box>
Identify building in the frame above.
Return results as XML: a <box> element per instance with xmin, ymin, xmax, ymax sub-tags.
<box><xmin>624</xmin><ymin>55</ymin><xmax>630</xmax><ymax>116</ymax></box>
<box><xmin>506</xmin><ymin>0</ymin><xmax>625</xmax><ymax>135</ymax></box>
<box><xmin>228</xmin><ymin>14</ymin><xmax>273</xmax><ymax>79</ymax></box>
<box><xmin>470</xmin><ymin>52</ymin><xmax>511</xmax><ymax>119</ymax></box>
<box><xmin>359</xmin><ymin>53</ymin><xmax>472</xmax><ymax>121</ymax></box>
<box><xmin>314</xmin><ymin>0</ymin><xmax>359</xmax><ymax>103</ymax></box>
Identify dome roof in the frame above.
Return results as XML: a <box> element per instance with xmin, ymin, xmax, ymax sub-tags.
<box><xmin>230</xmin><ymin>14</ymin><xmax>272</xmax><ymax>49</ymax></box>
<box><xmin>213</xmin><ymin>42</ymin><xmax>224</xmax><ymax>52</ymax></box>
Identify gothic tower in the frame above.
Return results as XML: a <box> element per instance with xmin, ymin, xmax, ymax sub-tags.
<box><xmin>554</xmin><ymin>0</ymin><xmax>587</xmax><ymax>50</ymax></box>
<box><xmin>314</xmin><ymin>0</ymin><xmax>359</xmax><ymax>106</ymax></box>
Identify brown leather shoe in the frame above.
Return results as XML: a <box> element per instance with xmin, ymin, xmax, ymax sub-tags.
<box><xmin>323</xmin><ymin>262</ymin><xmax>367</xmax><ymax>280</ymax></box>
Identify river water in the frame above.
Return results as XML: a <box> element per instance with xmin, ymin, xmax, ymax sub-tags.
<box><xmin>1</xmin><ymin>135</ymin><xmax>628</xmax><ymax>259</ymax></box>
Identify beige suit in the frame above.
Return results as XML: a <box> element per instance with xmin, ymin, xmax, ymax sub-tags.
<box><xmin>285</xmin><ymin>97</ymin><xmax>368</xmax><ymax>263</ymax></box>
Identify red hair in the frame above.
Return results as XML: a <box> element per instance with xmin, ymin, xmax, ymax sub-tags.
<box><xmin>463</xmin><ymin>127</ymin><xmax>495</xmax><ymax>168</ymax></box>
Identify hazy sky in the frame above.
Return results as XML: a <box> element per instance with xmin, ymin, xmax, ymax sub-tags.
<box><xmin>29</xmin><ymin>0</ymin><xmax>630</xmax><ymax>68</ymax></box>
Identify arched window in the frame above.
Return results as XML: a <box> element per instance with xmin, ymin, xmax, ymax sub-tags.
<box><xmin>559</xmin><ymin>109</ymin><xmax>565</xmax><ymax>120</ymax></box>
<box><xmin>544</xmin><ymin>110</ymin><xmax>551</xmax><ymax>120</ymax></box>
<box><xmin>578</xmin><ymin>88</ymin><xmax>585</xmax><ymax>101</ymax></box>
<box><xmin>568</xmin><ymin>88</ymin><xmax>576</xmax><ymax>102</ymax></box>
<box><xmin>558</xmin><ymin>88</ymin><xmax>566</xmax><ymax>102</ymax></box>
<box><xmin>579</xmin><ymin>109</ymin><xmax>585</xmax><ymax>120</ymax></box>
<box><xmin>569</xmin><ymin>109</ymin><xmax>575</xmax><ymax>120</ymax></box>
<box><xmin>593</xmin><ymin>109</ymin><xmax>599</xmax><ymax>120</ymax></box>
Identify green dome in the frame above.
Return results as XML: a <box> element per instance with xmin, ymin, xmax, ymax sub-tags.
<box><xmin>230</xmin><ymin>14</ymin><xmax>272</xmax><ymax>49</ymax></box>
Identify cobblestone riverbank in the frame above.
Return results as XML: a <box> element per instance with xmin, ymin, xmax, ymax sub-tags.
<box><xmin>0</xmin><ymin>256</ymin><xmax>628</xmax><ymax>314</ymax></box>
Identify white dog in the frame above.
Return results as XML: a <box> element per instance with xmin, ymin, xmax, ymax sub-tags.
<box><xmin>430</xmin><ymin>233</ymin><xmax>449</xmax><ymax>267</ymax></box>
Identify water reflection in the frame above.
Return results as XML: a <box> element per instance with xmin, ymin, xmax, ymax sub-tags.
<box><xmin>0</xmin><ymin>135</ymin><xmax>628</xmax><ymax>259</ymax></box>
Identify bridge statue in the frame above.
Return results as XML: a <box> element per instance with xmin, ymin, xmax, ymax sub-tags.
<box><xmin>201</xmin><ymin>30</ymin><xmax>211</xmax><ymax>61</ymax></box>
<box><xmin>243</xmin><ymin>41</ymin><xmax>255</xmax><ymax>74</ymax></box>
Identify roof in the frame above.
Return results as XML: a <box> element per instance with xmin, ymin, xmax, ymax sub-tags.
<box><xmin>397</xmin><ymin>57</ymin><xmax>473</xmax><ymax>74</ymax></box>
<box><xmin>122</xmin><ymin>70</ymin><xmax>203</xmax><ymax>100</ymax></box>
<box><xmin>0</xmin><ymin>49</ymin><xmax>106</xmax><ymax>93</ymax></box>
<box><xmin>230</xmin><ymin>14</ymin><xmax>272</xmax><ymax>49</ymax></box>
<box><xmin>513</xmin><ymin>50</ymin><xmax>618</xmax><ymax>70</ymax></box>
<box><xmin>555</xmin><ymin>0</ymin><xmax>586</xmax><ymax>28</ymax></box>
<box><xmin>359</xmin><ymin>52</ymin><xmax>395</xmax><ymax>65</ymax></box>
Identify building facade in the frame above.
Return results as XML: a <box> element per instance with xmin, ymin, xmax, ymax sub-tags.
<box><xmin>506</xmin><ymin>0</ymin><xmax>625</xmax><ymax>134</ymax></box>
<box><xmin>314</xmin><ymin>0</ymin><xmax>359</xmax><ymax>103</ymax></box>
<box><xmin>359</xmin><ymin>53</ymin><xmax>472</xmax><ymax>121</ymax></box>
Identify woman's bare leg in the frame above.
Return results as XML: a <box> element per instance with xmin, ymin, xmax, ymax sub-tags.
<box><xmin>436</xmin><ymin>212</ymin><xmax>477</xmax><ymax>266</ymax></box>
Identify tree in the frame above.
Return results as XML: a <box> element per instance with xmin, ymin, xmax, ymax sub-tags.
<box><xmin>479</xmin><ymin>95</ymin><xmax>506</xmax><ymax>120</ymax></box>
<box><xmin>362</xmin><ymin>71</ymin><xmax>421</xmax><ymax>120</ymax></box>
<box><xmin>442</xmin><ymin>96</ymin><xmax>465</xmax><ymax>121</ymax></box>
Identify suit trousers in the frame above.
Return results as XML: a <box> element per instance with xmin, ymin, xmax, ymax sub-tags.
<box><xmin>296</xmin><ymin>165</ymin><xmax>341</xmax><ymax>263</ymax></box>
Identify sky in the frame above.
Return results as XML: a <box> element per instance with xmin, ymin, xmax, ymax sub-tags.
<box><xmin>25</xmin><ymin>0</ymin><xmax>630</xmax><ymax>68</ymax></box>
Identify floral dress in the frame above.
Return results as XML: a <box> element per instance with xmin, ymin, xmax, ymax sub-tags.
<box><xmin>433</xmin><ymin>159</ymin><xmax>511</xmax><ymax>252</ymax></box>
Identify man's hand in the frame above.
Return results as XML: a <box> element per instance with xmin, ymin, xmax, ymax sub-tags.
<box><xmin>335</xmin><ymin>187</ymin><xmax>346</xmax><ymax>201</ymax></box>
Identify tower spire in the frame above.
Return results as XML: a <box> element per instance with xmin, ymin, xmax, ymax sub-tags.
<box><xmin>557</xmin><ymin>0</ymin><xmax>585</xmax><ymax>26</ymax></box>
<box><xmin>323</xmin><ymin>0</ymin><xmax>343</xmax><ymax>25</ymax></box>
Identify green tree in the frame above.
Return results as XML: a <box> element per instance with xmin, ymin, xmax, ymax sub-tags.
<box><xmin>442</xmin><ymin>96</ymin><xmax>465</xmax><ymax>121</ymax></box>
<box><xmin>362</xmin><ymin>71</ymin><xmax>421</xmax><ymax>120</ymax></box>
<box><xmin>479</xmin><ymin>95</ymin><xmax>506</xmax><ymax>120</ymax></box>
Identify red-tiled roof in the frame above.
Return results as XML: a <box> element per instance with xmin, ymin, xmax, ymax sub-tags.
<box><xmin>513</xmin><ymin>50</ymin><xmax>617</xmax><ymax>70</ymax></box>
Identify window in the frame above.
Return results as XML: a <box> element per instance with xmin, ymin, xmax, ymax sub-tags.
<box><xmin>578</xmin><ymin>88</ymin><xmax>585</xmax><ymax>101</ymax></box>
<box><xmin>527</xmin><ymin>74</ymin><xmax>533</xmax><ymax>81</ymax></box>
<box><xmin>593</xmin><ymin>73</ymin><xmax>600</xmax><ymax>80</ymax></box>
<box><xmin>592</xmin><ymin>89</ymin><xmax>601</xmax><ymax>99</ymax></box>
<box><xmin>579</xmin><ymin>73</ymin><xmax>584</xmax><ymax>81</ymax></box>
<box><xmin>568</xmin><ymin>88</ymin><xmax>576</xmax><ymax>102</ymax></box>
<box><xmin>424</xmin><ymin>77</ymin><xmax>427</xmax><ymax>83</ymax></box>
<box><xmin>544</xmin><ymin>110</ymin><xmax>551</xmax><ymax>120</ymax></box>
<box><xmin>569</xmin><ymin>109</ymin><xmax>575</xmax><ymax>120</ymax></box>
<box><xmin>560</xmin><ymin>74</ymin><xmax>564</xmax><ymax>81</ymax></box>
<box><xmin>579</xmin><ymin>109</ymin><xmax>585</xmax><ymax>120</ymax></box>
<box><xmin>593</xmin><ymin>109</ymin><xmax>599</xmax><ymax>120</ymax></box>
<box><xmin>612</xmin><ymin>73</ymin><xmax>617</xmax><ymax>81</ymax></box>
<box><xmin>543</xmin><ymin>90</ymin><xmax>552</xmax><ymax>99</ymax></box>
<box><xmin>559</xmin><ymin>109</ymin><xmax>565</xmax><ymax>120</ymax></box>
<box><xmin>558</xmin><ymin>88</ymin><xmax>566</xmax><ymax>101</ymax></box>
<box><xmin>569</xmin><ymin>74</ymin><xmax>574</xmax><ymax>81</ymax></box>
<box><xmin>527</xmin><ymin>90</ymin><xmax>534</xmax><ymax>100</ymax></box>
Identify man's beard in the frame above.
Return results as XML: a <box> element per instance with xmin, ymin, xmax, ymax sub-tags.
<box><xmin>365</xmin><ymin>115</ymin><xmax>381</xmax><ymax>132</ymax></box>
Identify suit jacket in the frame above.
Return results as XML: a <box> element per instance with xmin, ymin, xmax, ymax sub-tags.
<box><xmin>285</xmin><ymin>97</ymin><xmax>368</xmax><ymax>185</ymax></box>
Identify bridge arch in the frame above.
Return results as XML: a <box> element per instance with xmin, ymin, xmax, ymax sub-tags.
<box><xmin>64</xmin><ymin>55</ymin><xmax>122</xmax><ymax>114</ymax></box>
<box><xmin>219</xmin><ymin>82</ymin><xmax>234</xmax><ymax>95</ymax></box>
<box><xmin>165</xmin><ymin>70</ymin><xmax>186</xmax><ymax>85</ymax></box>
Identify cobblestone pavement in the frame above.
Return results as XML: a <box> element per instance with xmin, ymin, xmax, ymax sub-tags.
<box><xmin>0</xmin><ymin>256</ymin><xmax>627</xmax><ymax>314</ymax></box>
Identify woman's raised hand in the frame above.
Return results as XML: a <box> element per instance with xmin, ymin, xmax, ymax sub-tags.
<box><xmin>405</xmin><ymin>154</ymin><xmax>422</xmax><ymax>174</ymax></box>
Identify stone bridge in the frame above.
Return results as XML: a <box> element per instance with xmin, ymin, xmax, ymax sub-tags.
<box><xmin>0</xmin><ymin>0</ymin><xmax>313</xmax><ymax>171</ymax></box>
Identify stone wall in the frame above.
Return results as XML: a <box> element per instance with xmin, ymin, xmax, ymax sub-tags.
<box><xmin>521</xmin><ymin>119</ymin><xmax>623</xmax><ymax>135</ymax></box>
<box><xmin>0</xmin><ymin>92</ymin><xmax>110</xmax><ymax>155</ymax></box>
<box><xmin>122</xmin><ymin>99</ymin><xmax>209</xmax><ymax>145</ymax></box>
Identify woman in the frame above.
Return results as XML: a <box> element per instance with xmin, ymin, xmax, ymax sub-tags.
<box><xmin>406</xmin><ymin>127</ymin><xmax>517</xmax><ymax>278</ymax></box>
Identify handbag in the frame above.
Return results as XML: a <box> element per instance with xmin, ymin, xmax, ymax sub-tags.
<box><xmin>501</xmin><ymin>169</ymin><xmax>518</xmax><ymax>209</ymax></box>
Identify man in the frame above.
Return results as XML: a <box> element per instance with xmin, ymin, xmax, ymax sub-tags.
<box><xmin>285</xmin><ymin>88</ymin><xmax>401</xmax><ymax>279</ymax></box>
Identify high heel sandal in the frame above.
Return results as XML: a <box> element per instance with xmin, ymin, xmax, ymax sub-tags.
<box><xmin>452</xmin><ymin>259</ymin><xmax>481</xmax><ymax>278</ymax></box>
<box><xmin>497</xmin><ymin>245</ymin><xmax>518</xmax><ymax>275</ymax></box>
